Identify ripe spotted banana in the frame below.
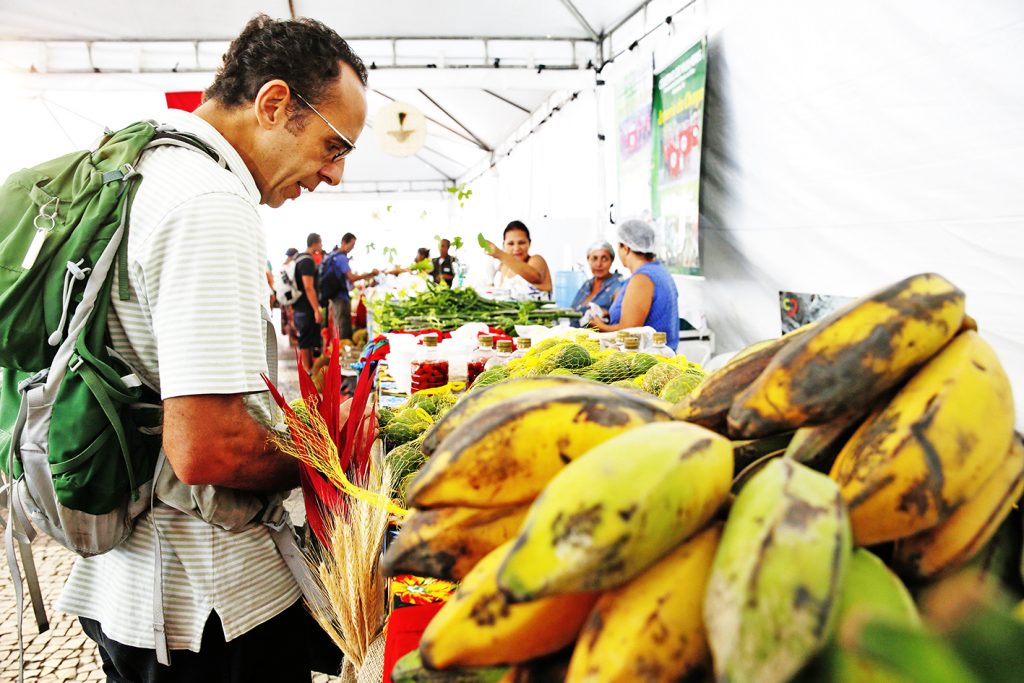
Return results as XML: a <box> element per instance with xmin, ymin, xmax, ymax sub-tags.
<box><xmin>419</xmin><ymin>541</ymin><xmax>598</xmax><ymax>669</ymax></box>
<box><xmin>382</xmin><ymin>504</ymin><xmax>529</xmax><ymax>582</ymax></box>
<box><xmin>497</xmin><ymin>421</ymin><xmax>733</xmax><ymax>601</ymax></box>
<box><xmin>728</xmin><ymin>273</ymin><xmax>966</xmax><ymax>438</ymax></box>
<box><xmin>566</xmin><ymin>524</ymin><xmax>721</xmax><ymax>683</ymax></box>
<box><xmin>406</xmin><ymin>385</ymin><xmax>673</xmax><ymax>509</ymax></box>
<box><xmin>829</xmin><ymin>330</ymin><xmax>1015</xmax><ymax>545</ymax></box>
<box><xmin>704</xmin><ymin>458</ymin><xmax>851</xmax><ymax>683</ymax></box>
<box><xmin>670</xmin><ymin>323</ymin><xmax>816</xmax><ymax>433</ymax></box>
<box><xmin>893</xmin><ymin>434</ymin><xmax>1024</xmax><ymax>580</ymax></box>
<box><xmin>420</xmin><ymin>375</ymin><xmax>600</xmax><ymax>455</ymax></box>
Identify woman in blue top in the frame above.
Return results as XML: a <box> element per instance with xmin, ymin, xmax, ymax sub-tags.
<box><xmin>569</xmin><ymin>241</ymin><xmax>623</xmax><ymax>326</ymax></box>
<box><xmin>590</xmin><ymin>219</ymin><xmax>680</xmax><ymax>349</ymax></box>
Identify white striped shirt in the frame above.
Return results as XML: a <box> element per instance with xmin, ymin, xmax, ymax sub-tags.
<box><xmin>57</xmin><ymin>110</ymin><xmax>301</xmax><ymax>651</ymax></box>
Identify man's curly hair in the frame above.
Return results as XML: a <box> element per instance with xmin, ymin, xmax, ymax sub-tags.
<box><xmin>205</xmin><ymin>14</ymin><xmax>367</xmax><ymax>111</ymax></box>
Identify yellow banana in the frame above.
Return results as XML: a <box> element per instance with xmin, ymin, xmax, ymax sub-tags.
<box><xmin>729</xmin><ymin>273</ymin><xmax>966</xmax><ymax>438</ymax></box>
<box><xmin>407</xmin><ymin>385</ymin><xmax>673</xmax><ymax>509</ymax></box>
<box><xmin>382</xmin><ymin>505</ymin><xmax>529</xmax><ymax>582</ymax></box>
<box><xmin>784</xmin><ymin>406</ymin><xmax>871</xmax><ymax>472</ymax></box>
<box><xmin>419</xmin><ymin>541</ymin><xmax>598</xmax><ymax>669</ymax></box>
<box><xmin>893</xmin><ymin>434</ymin><xmax>1024</xmax><ymax>579</ymax></box>
<box><xmin>670</xmin><ymin>323</ymin><xmax>816</xmax><ymax>433</ymax></box>
<box><xmin>498</xmin><ymin>422</ymin><xmax>733</xmax><ymax>600</ymax></box>
<box><xmin>420</xmin><ymin>375</ymin><xmax>601</xmax><ymax>455</ymax></box>
<box><xmin>704</xmin><ymin>459</ymin><xmax>851</xmax><ymax>683</ymax></box>
<box><xmin>830</xmin><ymin>330</ymin><xmax>1015</xmax><ymax>545</ymax></box>
<box><xmin>566</xmin><ymin>524</ymin><xmax>721</xmax><ymax>683</ymax></box>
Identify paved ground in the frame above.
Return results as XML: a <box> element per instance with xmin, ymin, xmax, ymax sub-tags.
<box><xmin>1</xmin><ymin>323</ymin><xmax>341</xmax><ymax>682</ymax></box>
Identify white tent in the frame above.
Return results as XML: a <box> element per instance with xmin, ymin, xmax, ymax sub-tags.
<box><xmin>3</xmin><ymin>0</ymin><xmax>1023</xmax><ymax>424</ymax></box>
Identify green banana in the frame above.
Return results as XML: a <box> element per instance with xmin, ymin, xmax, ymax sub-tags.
<box><xmin>391</xmin><ymin>649</ymin><xmax>508</xmax><ymax>683</ymax></box>
<box><xmin>497</xmin><ymin>421</ymin><xmax>733</xmax><ymax>601</ymax></box>
<box><xmin>704</xmin><ymin>458</ymin><xmax>851</xmax><ymax>683</ymax></box>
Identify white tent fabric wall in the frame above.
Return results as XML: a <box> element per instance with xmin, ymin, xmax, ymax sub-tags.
<box><xmin>689</xmin><ymin>0</ymin><xmax>1024</xmax><ymax>425</ymax></box>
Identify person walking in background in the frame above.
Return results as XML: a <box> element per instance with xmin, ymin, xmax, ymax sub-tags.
<box><xmin>325</xmin><ymin>232</ymin><xmax>377</xmax><ymax>341</ymax></box>
<box><xmin>432</xmin><ymin>238</ymin><xmax>457</xmax><ymax>285</ymax></box>
<box><xmin>279</xmin><ymin>247</ymin><xmax>300</xmax><ymax>345</ymax></box>
<box><xmin>293</xmin><ymin>232</ymin><xmax>324</xmax><ymax>373</ymax></box>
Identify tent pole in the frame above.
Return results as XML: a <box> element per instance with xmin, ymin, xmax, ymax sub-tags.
<box><xmin>418</xmin><ymin>89</ymin><xmax>493</xmax><ymax>152</ymax></box>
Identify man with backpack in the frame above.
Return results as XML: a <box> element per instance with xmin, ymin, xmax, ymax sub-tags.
<box><xmin>0</xmin><ymin>15</ymin><xmax>368</xmax><ymax>681</ymax></box>
<box><xmin>320</xmin><ymin>232</ymin><xmax>377</xmax><ymax>342</ymax></box>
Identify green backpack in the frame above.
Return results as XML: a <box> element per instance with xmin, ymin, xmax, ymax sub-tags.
<box><xmin>0</xmin><ymin>121</ymin><xmax>219</xmax><ymax>640</ymax></box>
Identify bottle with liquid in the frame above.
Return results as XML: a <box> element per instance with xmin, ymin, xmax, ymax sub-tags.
<box><xmin>485</xmin><ymin>339</ymin><xmax>515</xmax><ymax>370</ymax></box>
<box><xmin>620</xmin><ymin>334</ymin><xmax>641</xmax><ymax>354</ymax></box>
<box><xmin>466</xmin><ymin>334</ymin><xmax>495</xmax><ymax>387</ymax></box>
<box><xmin>410</xmin><ymin>334</ymin><xmax>449</xmax><ymax>393</ymax></box>
<box><xmin>510</xmin><ymin>337</ymin><xmax>531</xmax><ymax>360</ymax></box>
<box><xmin>650</xmin><ymin>331</ymin><xmax>676</xmax><ymax>358</ymax></box>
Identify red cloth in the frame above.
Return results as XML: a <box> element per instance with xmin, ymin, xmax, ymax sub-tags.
<box><xmin>381</xmin><ymin>604</ymin><xmax>444</xmax><ymax>682</ymax></box>
<box><xmin>164</xmin><ymin>91</ymin><xmax>203</xmax><ymax>112</ymax></box>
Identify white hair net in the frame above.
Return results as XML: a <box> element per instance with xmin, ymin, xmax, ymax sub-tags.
<box><xmin>586</xmin><ymin>240</ymin><xmax>615</xmax><ymax>258</ymax></box>
<box><xmin>617</xmin><ymin>219</ymin><xmax>657</xmax><ymax>254</ymax></box>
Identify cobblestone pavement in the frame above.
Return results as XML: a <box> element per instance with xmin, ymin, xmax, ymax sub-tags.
<box><xmin>1</xmin><ymin>324</ymin><xmax>341</xmax><ymax>682</ymax></box>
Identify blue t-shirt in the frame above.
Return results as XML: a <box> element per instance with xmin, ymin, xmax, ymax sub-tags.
<box><xmin>608</xmin><ymin>261</ymin><xmax>679</xmax><ymax>349</ymax></box>
<box><xmin>335</xmin><ymin>251</ymin><xmax>352</xmax><ymax>299</ymax></box>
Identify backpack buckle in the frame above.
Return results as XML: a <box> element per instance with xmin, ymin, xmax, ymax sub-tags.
<box><xmin>17</xmin><ymin>368</ymin><xmax>48</xmax><ymax>393</ymax></box>
<box><xmin>120</xmin><ymin>163</ymin><xmax>138</xmax><ymax>180</ymax></box>
<box><xmin>68</xmin><ymin>355</ymin><xmax>84</xmax><ymax>373</ymax></box>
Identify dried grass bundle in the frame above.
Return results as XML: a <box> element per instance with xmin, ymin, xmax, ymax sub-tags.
<box><xmin>305</xmin><ymin>462</ymin><xmax>396</xmax><ymax>670</ymax></box>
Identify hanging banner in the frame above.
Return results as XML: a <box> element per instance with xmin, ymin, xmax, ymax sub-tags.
<box><xmin>651</xmin><ymin>38</ymin><xmax>707</xmax><ymax>275</ymax></box>
<box><xmin>613</xmin><ymin>52</ymin><xmax>654</xmax><ymax>220</ymax></box>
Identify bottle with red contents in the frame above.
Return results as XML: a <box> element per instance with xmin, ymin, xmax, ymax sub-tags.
<box><xmin>410</xmin><ymin>334</ymin><xmax>449</xmax><ymax>393</ymax></box>
<box><xmin>465</xmin><ymin>334</ymin><xmax>494</xmax><ymax>387</ymax></box>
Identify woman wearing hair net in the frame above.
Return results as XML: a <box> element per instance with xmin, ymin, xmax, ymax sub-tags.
<box><xmin>590</xmin><ymin>219</ymin><xmax>680</xmax><ymax>349</ymax></box>
<box><xmin>569</xmin><ymin>241</ymin><xmax>623</xmax><ymax>326</ymax></box>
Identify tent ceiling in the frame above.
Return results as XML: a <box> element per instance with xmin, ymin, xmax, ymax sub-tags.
<box><xmin>1</xmin><ymin>0</ymin><xmax>657</xmax><ymax>191</ymax></box>
<box><xmin>0</xmin><ymin>1</ymin><xmax>644</xmax><ymax>42</ymax></box>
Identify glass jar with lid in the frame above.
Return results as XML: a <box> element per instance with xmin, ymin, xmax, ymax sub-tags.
<box><xmin>466</xmin><ymin>334</ymin><xmax>495</xmax><ymax>387</ymax></box>
<box><xmin>410</xmin><ymin>334</ymin><xmax>449</xmax><ymax>393</ymax></box>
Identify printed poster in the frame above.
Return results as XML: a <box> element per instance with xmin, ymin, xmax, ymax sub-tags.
<box><xmin>651</xmin><ymin>39</ymin><xmax>707</xmax><ymax>275</ymax></box>
<box><xmin>779</xmin><ymin>291</ymin><xmax>854</xmax><ymax>334</ymax></box>
<box><xmin>613</xmin><ymin>52</ymin><xmax>654</xmax><ymax>219</ymax></box>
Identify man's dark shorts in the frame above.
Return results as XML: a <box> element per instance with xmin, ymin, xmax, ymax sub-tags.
<box><xmin>291</xmin><ymin>309</ymin><xmax>321</xmax><ymax>350</ymax></box>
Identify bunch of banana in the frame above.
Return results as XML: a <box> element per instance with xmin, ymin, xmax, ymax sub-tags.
<box><xmin>419</xmin><ymin>540</ymin><xmax>598</xmax><ymax>669</ymax></box>
<box><xmin>728</xmin><ymin>273</ymin><xmax>966</xmax><ymax>438</ymax></box>
<box><xmin>829</xmin><ymin>330</ymin><xmax>1015</xmax><ymax>545</ymax></box>
<box><xmin>704</xmin><ymin>458</ymin><xmax>851</xmax><ymax>683</ymax></box>
<box><xmin>498</xmin><ymin>421</ymin><xmax>733</xmax><ymax>600</ymax></box>
<box><xmin>566</xmin><ymin>524</ymin><xmax>721</xmax><ymax>683</ymax></box>
<box><xmin>406</xmin><ymin>381</ymin><xmax>672</xmax><ymax>508</ymax></box>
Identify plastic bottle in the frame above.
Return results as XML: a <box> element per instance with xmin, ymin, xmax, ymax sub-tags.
<box><xmin>650</xmin><ymin>331</ymin><xmax>676</xmax><ymax>358</ymax></box>
<box><xmin>410</xmin><ymin>334</ymin><xmax>449</xmax><ymax>393</ymax></box>
<box><xmin>485</xmin><ymin>339</ymin><xmax>514</xmax><ymax>370</ymax></box>
<box><xmin>466</xmin><ymin>334</ymin><xmax>495</xmax><ymax>387</ymax></box>
<box><xmin>510</xmin><ymin>337</ymin><xmax>532</xmax><ymax>360</ymax></box>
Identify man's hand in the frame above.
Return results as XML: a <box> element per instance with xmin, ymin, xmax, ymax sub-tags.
<box><xmin>314</xmin><ymin>307</ymin><xmax>323</xmax><ymax>324</ymax></box>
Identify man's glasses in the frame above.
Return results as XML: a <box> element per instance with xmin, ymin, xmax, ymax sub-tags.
<box><xmin>292</xmin><ymin>90</ymin><xmax>356</xmax><ymax>162</ymax></box>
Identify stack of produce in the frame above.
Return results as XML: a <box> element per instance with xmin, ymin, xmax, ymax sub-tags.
<box><xmin>370</xmin><ymin>282</ymin><xmax>580</xmax><ymax>334</ymax></box>
<box><xmin>470</xmin><ymin>334</ymin><xmax>706</xmax><ymax>403</ymax></box>
<box><xmin>383</xmin><ymin>273</ymin><xmax>1024</xmax><ymax>683</ymax></box>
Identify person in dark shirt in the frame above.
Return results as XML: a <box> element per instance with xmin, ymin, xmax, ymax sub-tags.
<box><xmin>293</xmin><ymin>232</ymin><xmax>323</xmax><ymax>373</ymax></box>
<box><xmin>431</xmin><ymin>238</ymin><xmax>457</xmax><ymax>286</ymax></box>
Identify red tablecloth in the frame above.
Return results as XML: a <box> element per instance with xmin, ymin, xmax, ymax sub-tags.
<box><xmin>381</xmin><ymin>604</ymin><xmax>443</xmax><ymax>682</ymax></box>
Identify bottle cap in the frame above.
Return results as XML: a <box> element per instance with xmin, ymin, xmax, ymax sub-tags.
<box><xmin>422</xmin><ymin>334</ymin><xmax>438</xmax><ymax>347</ymax></box>
<box><xmin>653</xmin><ymin>332</ymin><xmax>667</xmax><ymax>345</ymax></box>
<box><xmin>623</xmin><ymin>335</ymin><xmax>640</xmax><ymax>351</ymax></box>
<box><xmin>479</xmin><ymin>334</ymin><xmax>494</xmax><ymax>349</ymax></box>
<box><xmin>517</xmin><ymin>337</ymin><xmax>532</xmax><ymax>349</ymax></box>
<box><xmin>497</xmin><ymin>339</ymin><xmax>514</xmax><ymax>353</ymax></box>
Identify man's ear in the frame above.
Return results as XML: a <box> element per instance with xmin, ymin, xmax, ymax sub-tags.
<box><xmin>253</xmin><ymin>80</ymin><xmax>292</xmax><ymax>131</ymax></box>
